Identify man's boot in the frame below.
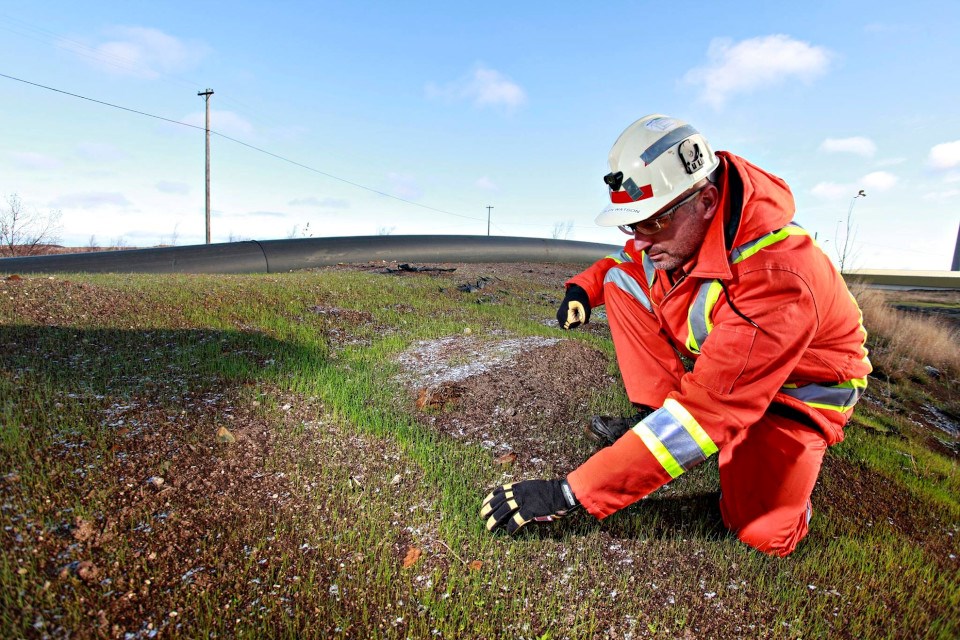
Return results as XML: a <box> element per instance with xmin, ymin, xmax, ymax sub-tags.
<box><xmin>585</xmin><ymin>408</ymin><xmax>654</xmax><ymax>447</ymax></box>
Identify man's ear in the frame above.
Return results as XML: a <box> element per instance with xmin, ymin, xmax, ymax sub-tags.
<box><xmin>699</xmin><ymin>183</ymin><xmax>721</xmax><ymax>221</ymax></box>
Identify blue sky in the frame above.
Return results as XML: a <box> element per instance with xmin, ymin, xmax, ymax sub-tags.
<box><xmin>2</xmin><ymin>1</ymin><xmax>958</xmax><ymax>269</ymax></box>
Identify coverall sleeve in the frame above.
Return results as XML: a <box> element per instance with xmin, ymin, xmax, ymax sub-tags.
<box><xmin>568</xmin><ymin>267</ymin><xmax>822</xmax><ymax>519</ymax></box>
<box><xmin>565</xmin><ymin>241</ymin><xmax>635</xmax><ymax>309</ymax></box>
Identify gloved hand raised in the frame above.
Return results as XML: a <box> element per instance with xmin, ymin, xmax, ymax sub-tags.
<box><xmin>480</xmin><ymin>479</ymin><xmax>579</xmax><ymax>534</ymax></box>
<box><xmin>556</xmin><ymin>284</ymin><xmax>591</xmax><ymax>329</ymax></box>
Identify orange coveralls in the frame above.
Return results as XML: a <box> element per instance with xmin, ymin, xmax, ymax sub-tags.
<box><xmin>565</xmin><ymin>152</ymin><xmax>872</xmax><ymax>556</ymax></box>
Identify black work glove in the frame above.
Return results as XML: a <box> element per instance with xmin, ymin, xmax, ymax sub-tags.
<box><xmin>480</xmin><ymin>479</ymin><xmax>579</xmax><ymax>534</ymax></box>
<box><xmin>556</xmin><ymin>284</ymin><xmax>591</xmax><ymax>329</ymax></box>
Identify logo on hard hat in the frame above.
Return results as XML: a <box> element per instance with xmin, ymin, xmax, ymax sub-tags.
<box><xmin>643</xmin><ymin>117</ymin><xmax>680</xmax><ymax>132</ymax></box>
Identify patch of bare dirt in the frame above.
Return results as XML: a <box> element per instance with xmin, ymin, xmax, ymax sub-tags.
<box><xmin>397</xmin><ymin>332</ymin><xmax>616</xmax><ymax>474</ymax></box>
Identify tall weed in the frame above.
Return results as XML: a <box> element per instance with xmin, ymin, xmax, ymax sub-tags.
<box><xmin>851</xmin><ymin>283</ymin><xmax>960</xmax><ymax>380</ymax></box>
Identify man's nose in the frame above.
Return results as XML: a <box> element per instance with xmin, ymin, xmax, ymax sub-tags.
<box><xmin>633</xmin><ymin>235</ymin><xmax>653</xmax><ymax>252</ymax></box>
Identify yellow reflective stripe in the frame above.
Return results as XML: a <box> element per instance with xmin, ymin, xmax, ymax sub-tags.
<box><xmin>632</xmin><ymin>422</ymin><xmax>685</xmax><ymax>478</ymax></box>
<box><xmin>663</xmin><ymin>399</ymin><xmax>718</xmax><ymax>457</ymax></box>
<box><xmin>605</xmin><ymin>250</ymin><xmax>632</xmax><ymax>265</ymax></box>
<box><xmin>686</xmin><ymin>280</ymin><xmax>724</xmax><ymax>354</ymax></box>
<box><xmin>731</xmin><ymin>225</ymin><xmax>808</xmax><ymax>264</ymax></box>
<box><xmin>839</xmin><ymin>377</ymin><xmax>868</xmax><ymax>390</ymax></box>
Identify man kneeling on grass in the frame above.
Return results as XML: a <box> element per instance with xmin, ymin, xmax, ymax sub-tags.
<box><xmin>481</xmin><ymin>114</ymin><xmax>871</xmax><ymax>556</ymax></box>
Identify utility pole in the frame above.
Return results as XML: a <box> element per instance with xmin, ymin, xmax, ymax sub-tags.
<box><xmin>486</xmin><ymin>205</ymin><xmax>493</xmax><ymax>237</ymax></box>
<box><xmin>198</xmin><ymin>88</ymin><xmax>214</xmax><ymax>244</ymax></box>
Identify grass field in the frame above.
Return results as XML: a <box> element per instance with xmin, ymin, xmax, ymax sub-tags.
<box><xmin>0</xmin><ymin>264</ymin><xmax>957</xmax><ymax>639</ymax></box>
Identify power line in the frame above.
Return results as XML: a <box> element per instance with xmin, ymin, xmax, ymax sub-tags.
<box><xmin>0</xmin><ymin>18</ymin><xmax>603</xmax><ymax>235</ymax></box>
<box><xmin>0</xmin><ymin>71</ymin><xmax>207</xmax><ymax>130</ymax></box>
<box><xmin>0</xmin><ymin>71</ymin><xmax>488</xmax><ymax>224</ymax></box>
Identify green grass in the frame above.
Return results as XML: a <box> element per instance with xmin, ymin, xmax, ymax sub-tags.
<box><xmin>1</xmin><ymin>270</ymin><xmax>958</xmax><ymax>639</ymax></box>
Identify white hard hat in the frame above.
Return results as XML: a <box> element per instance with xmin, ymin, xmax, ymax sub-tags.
<box><xmin>596</xmin><ymin>114</ymin><xmax>719</xmax><ymax>227</ymax></box>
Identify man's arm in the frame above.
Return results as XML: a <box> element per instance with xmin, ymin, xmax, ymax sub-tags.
<box><xmin>564</xmin><ymin>241</ymin><xmax>637</xmax><ymax>310</ymax></box>
<box><xmin>568</xmin><ymin>267</ymin><xmax>821</xmax><ymax>518</ymax></box>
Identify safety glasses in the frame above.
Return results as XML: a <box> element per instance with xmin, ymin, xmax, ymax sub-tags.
<box><xmin>618</xmin><ymin>188</ymin><xmax>704</xmax><ymax>236</ymax></box>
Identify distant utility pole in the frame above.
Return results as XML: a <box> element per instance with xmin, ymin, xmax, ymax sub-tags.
<box><xmin>198</xmin><ymin>88</ymin><xmax>214</xmax><ymax>244</ymax></box>
<box><xmin>486</xmin><ymin>205</ymin><xmax>493</xmax><ymax>237</ymax></box>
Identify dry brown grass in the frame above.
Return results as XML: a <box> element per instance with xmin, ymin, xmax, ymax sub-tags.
<box><xmin>852</xmin><ymin>283</ymin><xmax>960</xmax><ymax>380</ymax></box>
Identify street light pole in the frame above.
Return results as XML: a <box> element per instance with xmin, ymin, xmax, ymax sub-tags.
<box><xmin>198</xmin><ymin>88</ymin><xmax>214</xmax><ymax>244</ymax></box>
<box><xmin>837</xmin><ymin>189</ymin><xmax>865</xmax><ymax>273</ymax></box>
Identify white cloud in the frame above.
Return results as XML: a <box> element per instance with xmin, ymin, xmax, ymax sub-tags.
<box><xmin>819</xmin><ymin>137</ymin><xmax>876</xmax><ymax>157</ymax></box>
<box><xmin>426</xmin><ymin>65</ymin><xmax>527</xmax><ymax>111</ymax></box>
<box><xmin>685</xmin><ymin>35</ymin><xmax>831</xmax><ymax>108</ymax></box>
<box><xmin>182</xmin><ymin>110</ymin><xmax>255</xmax><ymax>138</ymax></box>
<box><xmin>49</xmin><ymin>192</ymin><xmax>131</xmax><ymax>209</ymax></box>
<box><xmin>156</xmin><ymin>181</ymin><xmax>190</xmax><ymax>195</ymax></box>
<box><xmin>811</xmin><ymin>171</ymin><xmax>898</xmax><ymax>200</ymax></box>
<box><xmin>66</xmin><ymin>26</ymin><xmax>209</xmax><ymax>78</ymax></box>
<box><xmin>11</xmin><ymin>151</ymin><xmax>62</xmax><ymax>170</ymax></box>
<box><xmin>928</xmin><ymin>140</ymin><xmax>960</xmax><ymax>170</ymax></box>
<box><xmin>861</xmin><ymin>171</ymin><xmax>898</xmax><ymax>192</ymax></box>
<box><xmin>475</xmin><ymin>176</ymin><xmax>498</xmax><ymax>191</ymax></box>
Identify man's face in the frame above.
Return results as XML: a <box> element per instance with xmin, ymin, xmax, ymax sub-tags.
<box><xmin>631</xmin><ymin>184</ymin><xmax>718</xmax><ymax>272</ymax></box>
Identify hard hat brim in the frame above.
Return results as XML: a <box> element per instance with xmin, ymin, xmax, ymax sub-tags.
<box><xmin>595</xmin><ymin>194</ymin><xmax>676</xmax><ymax>227</ymax></box>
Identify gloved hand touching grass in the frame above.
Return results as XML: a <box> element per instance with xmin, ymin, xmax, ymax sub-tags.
<box><xmin>480</xmin><ymin>479</ymin><xmax>579</xmax><ymax>534</ymax></box>
<box><xmin>556</xmin><ymin>284</ymin><xmax>591</xmax><ymax>330</ymax></box>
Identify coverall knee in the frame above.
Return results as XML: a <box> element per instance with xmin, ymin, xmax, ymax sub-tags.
<box><xmin>717</xmin><ymin>410</ymin><xmax>827</xmax><ymax>556</ymax></box>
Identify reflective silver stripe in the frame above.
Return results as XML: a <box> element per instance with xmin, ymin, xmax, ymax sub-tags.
<box><xmin>604</xmin><ymin>250</ymin><xmax>632</xmax><ymax>265</ymax></box>
<box><xmin>642</xmin><ymin>407</ymin><xmax>709</xmax><ymax>471</ymax></box>
<box><xmin>641</xmin><ymin>253</ymin><xmax>657</xmax><ymax>287</ymax></box>
<box><xmin>604</xmin><ymin>267</ymin><xmax>652</xmax><ymax>312</ymax></box>
<box><xmin>780</xmin><ymin>378</ymin><xmax>867</xmax><ymax>411</ymax></box>
<box><xmin>632</xmin><ymin>399</ymin><xmax>718</xmax><ymax>478</ymax></box>
<box><xmin>686</xmin><ymin>280</ymin><xmax>723</xmax><ymax>354</ymax></box>
<box><xmin>640</xmin><ymin>124</ymin><xmax>699</xmax><ymax>165</ymax></box>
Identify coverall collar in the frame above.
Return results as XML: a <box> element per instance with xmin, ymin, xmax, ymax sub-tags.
<box><xmin>681</xmin><ymin>152</ymin><xmax>797</xmax><ymax>281</ymax></box>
